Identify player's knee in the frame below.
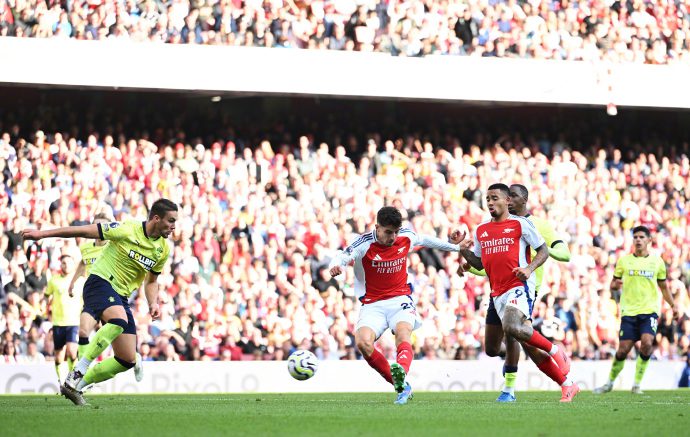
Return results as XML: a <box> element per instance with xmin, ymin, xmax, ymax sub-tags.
<box><xmin>502</xmin><ymin>323</ymin><xmax>521</xmax><ymax>340</ymax></box>
<box><xmin>615</xmin><ymin>351</ymin><xmax>628</xmax><ymax>361</ymax></box>
<box><xmin>639</xmin><ymin>343</ymin><xmax>654</xmax><ymax>357</ymax></box>
<box><xmin>485</xmin><ymin>343</ymin><xmax>501</xmax><ymax>357</ymax></box>
<box><xmin>355</xmin><ymin>339</ymin><xmax>375</xmax><ymax>357</ymax></box>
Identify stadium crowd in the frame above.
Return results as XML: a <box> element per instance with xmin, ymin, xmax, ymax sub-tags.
<box><xmin>1</xmin><ymin>114</ymin><xmax>689</xmax><ymax>366</ymax></box>
<box><xmin>1</xmin><ymin>0</ymin><xmax>690</xmax><ymax>63</ymax></box>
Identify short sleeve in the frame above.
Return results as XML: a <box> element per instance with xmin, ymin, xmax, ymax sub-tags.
<box><xmin>151</xmin><ymin>242</ymin><xmax>170</xmax><ymax>275</ymax></box>
<box><xmin>656</xmin><ymin>258</ymin><xmax>667</xmax><ymax>281</ymax></box>
<box><xmin>613</xmin><ymin>258</ymin><xmax>624</xmax><ymax>279</ymax></box>
<box><xmin>472</xmin><ymin>229</ymin><xmax>482</xmax><ymax>258</ymax></box>
<box><xmin>98</xmin><ymin>221</ymin><xmax>132</xmax><ymax>242</ymax></box>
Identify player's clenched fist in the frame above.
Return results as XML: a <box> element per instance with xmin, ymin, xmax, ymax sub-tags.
<box><xmin>329</xmin><ymin>266</ymin><xmax>343</xmax><ymax>277</ymax></box>
<box><xmin>149</xmin><ymin>302</ymin><xmax>161</xmax><ymax>320</ymax></box>
<box><xmin>448</xmin><ymin>229</ymin><xmax>466</xmax><ymax>245</ymax></box>
<box><xmin>512</xmin><ymin>266</ymin><xmax>533</xmax><ymax>281</ymax></box>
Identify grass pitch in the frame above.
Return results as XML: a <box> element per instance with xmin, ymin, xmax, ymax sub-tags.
<box><xmin>1</xmin><ymin>391</ymin><xmax>688</xmax><ymax>436</ymax></box>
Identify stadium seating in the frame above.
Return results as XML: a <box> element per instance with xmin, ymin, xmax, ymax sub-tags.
<box><xmin>1</xmin><ymin>107</ymin><xmax>688</xmax><ymax>364</ymax></box>
<box><xmin>1</xmin><ymin>0</ymin><xmax>689</xmax><ymax>63</ymax></box>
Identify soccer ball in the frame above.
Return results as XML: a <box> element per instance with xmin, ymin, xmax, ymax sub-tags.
<box><xmin>287</xmin><ymin>350</ymin><xmax>318</xmax><ymax>381</ymax></box>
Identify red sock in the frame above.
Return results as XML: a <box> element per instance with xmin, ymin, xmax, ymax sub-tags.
<box><xmin>536</xmin><ymin>357</ymin><xmax>566</xmax><ymax>385</ymax></box>
<box><xmin>396</xmin><ymin>342</ymin><xmax>413</xmax><ymax>373</ymax></box>
<box><xmin>364</xmin><ymin>348</ymin><xmax>393</xmax><ymax>384</ymax></box>
<box><xmin>526</xmin><ymin>330</ymin><xmax>554</xmax><ymax>354</ymax></box>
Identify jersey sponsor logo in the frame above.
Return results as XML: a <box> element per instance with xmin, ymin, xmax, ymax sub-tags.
<box><xmin>479</xmin><ymin>237</ymin><xmax>515</xmax><ymax>255</ymax></box>
<box><xmin>371</xmin><ymin>256</ymin><xmax>405</xmax><ymax>273</ymax></box>
<box><xmin>480</xmin><ymin>231</ymin><xmax>488</xmax><ymax>238</ymax></box>
<box><xmin>628</xmin><ymin>269</ymin><xmax>655</xmax><ymax>279</ymax></box>
<box><xmin>128</xmin><ymin>250</ymin><xmax>157</xmax><ymax>270</ymax></box>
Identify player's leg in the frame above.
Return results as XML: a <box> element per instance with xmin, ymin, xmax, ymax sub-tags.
<box><xmin>500</xmin><ymin>288</ymin><xmax>570</xmax><ymax>373</ymax></box>
<box><xmin>632</xmin><ymin>314</ymin><xmax>657</xmax><ymax>394</ymax></box>
<box><xmin>65</xmin><ymin>326</ymin><xmax>79</xmax><ymax>371</ymax></box>
<box><xmin>78</xmin><ymin>304</ymin><xmax>138</xmax><ymax>390</ymax></box>
<box><xmin>391</xmin><ymin>321</ymin><xmax>415</xmax><ymax>405</ymax></box>
<box><xmin>484</xmin><ymin>298</ymin><xmax>504</xmax><ymax>357</ymax></box>
<box><xmin>498</xmin><ymin>288</ymin><xmax>578</xmax><ymax>402</ymax></box>
<box><xmin>65</xmin><ymin>277</ymin><xmax>128</xmax><ymax>400</ymax></box>
<box><xmin>594</xmin><ymin>316</ymin><xmax>637</xmax><ymax>394</ymax></box>
<box><xmin>485</xmin><ymin>298</ymin><xmax>515</xmax><ymax>401</ymax></box>
<box><xmin>355</xmin><ymin>301</ymin><xmax>392</xmax><ymax>384</ymax></box>
<box><xmin>498</xmin><ymin>336</ymin><xmax>521</xmax><ymax>401</ymax></box>
<box><xmin>77</xmin><ymin>312</ymin><xmax>98</xmax><ymax>359</ymax></box>
<box><xmin>355</xmin><ymin>326</ymin><xmax>393</xmax><ymax>385</ymax></box>
<box><xmin>53</xmin><ymin>327</ymin><xmax>69</xmax><ymax>385</ymax></box>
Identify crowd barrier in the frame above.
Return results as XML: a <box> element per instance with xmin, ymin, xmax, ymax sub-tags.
<box><xmin>1</xmin><ymin>359</ymin><xmax>685</xmax><ymax>394</ymax></box>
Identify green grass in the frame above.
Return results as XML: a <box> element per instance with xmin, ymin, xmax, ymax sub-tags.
<box><xmin>1</xmin><ymin>391</ymin><xmax>689</xmax><ymax>436</ymax></box>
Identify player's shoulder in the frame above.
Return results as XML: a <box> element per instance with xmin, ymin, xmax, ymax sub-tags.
<box><xmin>347</xmin><ymin>231</ymin><xmax>375</xmax><ymax>249</ymax></box>
<box><xmin>399</xmin><ymin>227</ymin><xmax>417</xmax><ymax>239</ymax></box>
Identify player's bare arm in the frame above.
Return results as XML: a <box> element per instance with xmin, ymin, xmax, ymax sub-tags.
<box><xmin>22</xmin><ymin>224</ymin><xmax>101</xmax><ymax>241</ymax></box>
<box><xmin>144</xmin><ymin>272</ymin><xmax>161</xmax><ymax>320</ymax></box>
<box><xmin>610</xmin><ymin>276</ymin><xmax>623</xmax><ymax>291</ymax></box>
<box><xmin>459</xmin><ymin>243</ymin><xmax>483</xmax><ymax>271</ymax></box>
<box><xmin>68</xmin><ymin>262</ymin><xmax>86</xmax><ymax>297</ymax></box>
<box><xmin>513</xmin><ymin>243</ymin><xmax>548</xmax><ymax>281</ymax></box>
<box><xmin>658</xmin><ymin>279</ymin><xmax>678</xmax><ymax>319</ymax></box>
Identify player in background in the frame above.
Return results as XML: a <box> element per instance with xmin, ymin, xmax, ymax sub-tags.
<box><xmin>463</xmin><ymin>184</ymin><xmax>572</xmax><ymax>402</ymax></box>
<box><xmin>22</xmin><ymin>198</ymin><xmax>177</xmax><ymax>405</ymax></box>
<box><xmin>68</xmin><ymin>211</ymin><xmax>144</xmax><ymax>383</ymax></box>
<box><xmin>594</xmin><ymin>225</ymin><xmax>678</xmax><ymax>394</ymax></box>
<box><xmin>455</xmin><ymin>183</ymin><xmax>579</xmax><ymax>402</ymax></box>
<box><xmin>329</xmin><ymin>206</ymin><xmax>463</xmax><ymax>405</ymax></box>
<box><xmin>45</xmin><ymin>254</ymin><xmax>81</xmax><ymax>386</ymax></box>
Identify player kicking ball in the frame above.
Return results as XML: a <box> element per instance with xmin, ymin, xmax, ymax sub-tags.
<box><xmin>22</xmin><ymin>199</ymin><xmax>177</xmax><ymax>405</ymax></box>
<box><xmin>329</xmin><ymin>206</ymin><xmax>464</xmax><ymax>405</ymax></box>
<box><xmin>455</xmin><ymin>183</ymin><xmax>579</xmax><ymax>402</ymax></box>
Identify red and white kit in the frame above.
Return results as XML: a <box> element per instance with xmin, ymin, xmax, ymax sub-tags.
<box><xmin>472</xmin><ymin>215</ymin><xmax>545</xmax><ymax>320</ymax></box>
<box><xmin>330</xmin><ymin>228</ymin><xmax>459</xmax><ymax>337</ymax></box>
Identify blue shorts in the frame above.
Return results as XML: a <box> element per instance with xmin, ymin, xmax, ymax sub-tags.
<box><xmin>486</xmin><ymin>298</ymin><xmax>501</xmax><ymax>326</ymax></box>
<box><xmin>620</xmin><ymin>313</ymin><xmax>658</xmax><ymax>341</ymax></box>
<box><xmin>82</xmin><ymin>275</ymin><xmax>137</xmax><ymax>335</ymax></box>
<box><xmin>53</xmin><ymin>326</ymin><xmax>78</xmax><ymax>349</ymax></box>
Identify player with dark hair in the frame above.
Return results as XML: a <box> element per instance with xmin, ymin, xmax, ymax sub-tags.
<box><xmin>22</xmin><ymin>198</ymin><xmax>178</xmax><ymax>405</ymax></box>
<box><xmin>594</xmin><ymin>225</ymin><xmax>677</xmax><ymax>394</ymax></box>
<box><xmin>329</xmin><ymin>206</ymin><xmax>464</xmax><ymax>405</ymax></box>
<box><xmin>465</xmin><ymin>183</ymin><xmax>573</xmax><ymax>401</ymax></box>
<box><xmin>455</xmin><ymin>183</ymin><xmax>579</xmax><ymax>402</ymax></box>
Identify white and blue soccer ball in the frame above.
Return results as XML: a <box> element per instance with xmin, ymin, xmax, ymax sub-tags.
<box><xmin>287</xmin><ymin>350</ymin><xmax>318</xmax><ymax>381</ymax></box>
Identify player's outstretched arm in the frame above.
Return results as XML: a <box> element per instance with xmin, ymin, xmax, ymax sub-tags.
<box><xmin>548</xmin><ymin>241</ymin><xmax>571</xmax><ymax>262</ymax></box>
<box><xmin>22</xmin><ymin>224</ymin><xmax>101</xmax><ymax>241</ymax></box>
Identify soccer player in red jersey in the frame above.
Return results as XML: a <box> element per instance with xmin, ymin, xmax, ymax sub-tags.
<box><xmin>329</xmin><ymin>206</ymin><xmax>463</xmax><ymax>405</ymax></box>
<box><xmin>455</xmin><ymin>183</ymin><xmax>580</xmax><ymax>402</ymax></box>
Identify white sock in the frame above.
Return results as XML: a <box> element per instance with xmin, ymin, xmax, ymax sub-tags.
<box><xmin>74</xmin><ymin>358</ymin><xmax>92</xmax><ymax>375</ymax></box>
<box><xmin>76</xmin><ymin>378</ymin><xmax>89</xmax><ymax>391</ymax></box>
<box><xmin>561</xmin><ymin>377</ymin><xmax>573</xmax><ymax>387</ymax></box>
<box><xmin>503</xmin><ymin>386</ymin><xmax>515</xmax><ymax>395</ymax></box>
<box><xmin>549</xmin><ymin>345</ymin><xmax>558</xmax><ymax>356</ymax></box>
